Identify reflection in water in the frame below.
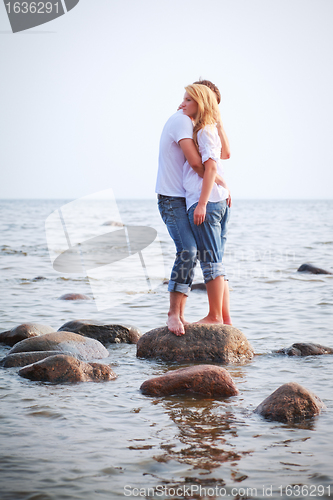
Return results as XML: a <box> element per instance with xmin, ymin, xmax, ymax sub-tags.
<box><xmin>153</xmin><ymin>397</ymin><xmax>252</xmax><ymax>472</ymax></box>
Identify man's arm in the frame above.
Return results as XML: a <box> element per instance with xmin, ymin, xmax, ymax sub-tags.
<box><xmin>179</xmin><ymin>138</ymin><xmax>205</xmax><ymax>177</ymax></box>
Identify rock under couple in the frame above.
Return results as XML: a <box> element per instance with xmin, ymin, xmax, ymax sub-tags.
<box><xmin>156</xmin><ymin>79</ymin><xmax>232</xmax><ymax>336</ymax></box>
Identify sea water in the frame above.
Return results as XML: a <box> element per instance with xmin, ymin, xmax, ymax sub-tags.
<box><xmin>0</xmin><ymin>199</ymin><xmax>332</xmax><ymax>500</ymax></box>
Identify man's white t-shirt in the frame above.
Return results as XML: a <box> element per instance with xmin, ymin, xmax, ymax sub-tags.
<box><xmin>183</xmin><ymin>124</ymin><xmax>229</xmax><ymax>210</ymax></box>
<box><xmin>155</xmin><ymin>111</ymin><xmax>193</xmax><ymax>197</ymax></box>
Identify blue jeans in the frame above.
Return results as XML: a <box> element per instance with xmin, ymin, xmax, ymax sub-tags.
<box><xmin>158</xmin><ymin>196</ymin><xmax>197</xmax><ymax>295</ymax></box>
<box><xmin>188</xmin><ymin>200</ymin><xmax>230</xmax><ymax>283</ymax></box>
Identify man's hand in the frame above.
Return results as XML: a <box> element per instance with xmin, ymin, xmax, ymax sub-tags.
<box><xmin>193</xmin><ymin>202</ymin><xmax>206</xmax><ymax>225</ymax></box>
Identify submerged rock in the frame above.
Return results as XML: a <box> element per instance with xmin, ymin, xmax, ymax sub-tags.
<box><xmin>58</xmin><ymin>293</ymin><xmax>90</xmax><ymax>300</ymax></box>
<box><xmin>0</xmin><ymin>323</ymin><xmax>55</xmax><ymax>347</ymax></box>
<box><xmin>0</xmin><ymin>350</ymin><xmax>82</xmax><ymax>368</ymax></box>
<box><xmin>57</xmin><ymin>319</ymin><xmax>141</xmax><ymax>345</ymax></box>
<box><xmin>275</xmin><ymin>343</ymin><xmax>333</xmax><ymax>356</ymax></box>
<box><xmin>137</xmin><ymin>324</ymin><xmax>254</xmax><ymax>364</ymax></box>
<box><xmin>9</xmin><ymin>331</ymin><xmax>109</xmax><ymax>360</ymax></box>
<box><xmin>140</xmin><ymin>364</ymin><xmax>239</xmax><ymax>398</ymax></box>
<box><xmin>254</xmin><ymin>382</ymin><xmax>326</xmax><ymax>423</ymax></box>
<box><xmin>297</xmin><ymin>263</ymin><xmax>332</xmax><ymax>275</ymax></box>
<box><xmin>19</xmin><ymin>354</ymin><xmax>116</xmax><ymax>383</ymax></box>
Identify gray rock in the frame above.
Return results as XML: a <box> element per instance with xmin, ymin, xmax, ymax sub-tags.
<box><xmin>254</xmin><ymin>382</ymin><xmax>326</xmax><ymax>423</ymax></box>
<box><xmin>0</xmin><ymin>350</ymin><xmax>82</xmax><ymax>368</ymax></box>
<box><xmin>19</xmin><ymin>354</ymin><xmax>117</xmax><ymax>383</ymax></box>
<box><xmin>297</xmin><ymin>263</ymin><xmax>332</xmax><ymax>275</ymax></box>
<box><xmin>136</xmin><ymin>324</ymin><xmax>254</xmax><ymax>364</ymax></box>
<box><xmin>58</xmin><ymin>319</ymin><xmax>141</xmax><ymax>345</ymax></box>
<box><xmin>0</xmin><ymin>323</ymin><xmax>55</xmax><ymax>347</ymax></box>
<box><xmin>140</xmin><ymin>364</ymin><xmax>239</xmax><ymax>397</ymax></box>
<box><xmin>58</xmin><ymin>293</ymin><xmax>90</xmax><ymax>300</ymax></box>
<box><xmin>275</xmin><ymin>343</ymin><xmax>333</xmax><ymax>356</ymax></box>
<box><xmin>9</xmin><ymin>331</ymin><xmax>109</xmax><ymax>360</ymax></box>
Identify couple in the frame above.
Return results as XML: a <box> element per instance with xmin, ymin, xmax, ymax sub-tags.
<box><xmin>156</xmin><ymin>79</ymin><xmax>232</xmax><ymax>336</ymax></box>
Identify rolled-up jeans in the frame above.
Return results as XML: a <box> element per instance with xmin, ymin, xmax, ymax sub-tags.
<box><xmin>188</xmin><ymin>200</ymin><xmax>229</xmax><ymax>283</ymax></box>
<box><xmin>158</xmin><ymin>195</ymin><xmax>197</xmax><ymax>295</ymax></box>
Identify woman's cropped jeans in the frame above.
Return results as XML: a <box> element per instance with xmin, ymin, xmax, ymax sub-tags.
<box><xmin>188</xmin><ymin>200</ymin><xmax>229</xmax><ymax>283</ymax></box>
<box><xmin>158</xmin><ymin>195</ymin><xmax>197</xmax><ymax>296</ymax></box>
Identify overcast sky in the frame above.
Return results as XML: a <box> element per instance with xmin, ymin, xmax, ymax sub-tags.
<box><xmin>1</xmin><ymin>0</ymin><xmax>333</xmax><ymax>200</ymax></box>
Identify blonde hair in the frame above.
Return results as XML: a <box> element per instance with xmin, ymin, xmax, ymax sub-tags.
<box><xmin>185</xmin><ymin>84</ymin><xmax>220</xmax><ymax>150</ymax></box>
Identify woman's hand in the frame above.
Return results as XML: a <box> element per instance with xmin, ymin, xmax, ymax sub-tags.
<box><xmin>193</xmin><ymin>202</ymin><xmax>206</xmax><ymax>225</ymax></box>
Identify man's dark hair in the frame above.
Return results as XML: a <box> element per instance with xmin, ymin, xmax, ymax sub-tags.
<box><xmin>193</xmin><ymin>79</ymin><xmax>221</xmax><ymax>104</ymax></box>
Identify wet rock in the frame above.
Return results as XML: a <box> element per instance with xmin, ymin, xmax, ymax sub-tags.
<box><xmin>254</xmin><ymin>382</ymin><xmax>326</xmax><ymax>423</ymax></box>
<box><xmin>57</xmin><ymin>319</ymin><xmax>141</xmax><ymax>345</ymax></box>
<box><xmin>0</xmin><ymin>323</ymin><xmax>55</xmax><ymax>347</ymax></box>
<box><xmin>58</xmin><ymin>293</ymin><xmax>90</xmax><ymax>300</ymax></box>
<box><xmin>9</xmin><ymin>331</ymin><xmax>109</xmax><ymax>360</ymax></box>
<box><xmin>191</xmin><ymin>282</ymin><xmax>207</xmax><ymax>291</ymax></box>
<box><xmin>140</xmin><ymin>365</ymin><xmax>239</xmax><ymax>398</ymax></box>
<box><xmin>297</xmin><ymin>263</ymin><xmax>332</xmax><ymax>275</ymax></box>
<box><xmin>275</xmin><ymin>343</ymin><xmax>333</xmax><ymax>356</ymax></box>
<box><xmin>137</xmin><ymin>324</ymin><xmax>254</xmax><ymax>364</ymax></box>
<box><xmin>0</xmin><ymin>350</ymin><xmax>82</xmax><ymax>368</ymax></box>
<box><xmin>19</xmin><ymin>354</ymin><xmax>117</xmax><ymax>383</ymax></box>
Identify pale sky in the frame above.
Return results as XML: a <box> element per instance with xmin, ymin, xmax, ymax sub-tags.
<box><xmin>1</xmin><ymin>0</ymin><xmax>333</xmax><ymax>200</ymax></box>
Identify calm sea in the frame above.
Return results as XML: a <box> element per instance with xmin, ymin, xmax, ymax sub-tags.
<box><xmin>0</xmin><ymin>199</ymin><xmax>332</xmax><ymax>500</ymax></box>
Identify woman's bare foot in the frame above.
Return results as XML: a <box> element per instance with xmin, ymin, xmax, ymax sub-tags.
<box><xmin>223</xmin><ymin>317</ymin><xmax>233</xmax><ymax>326</ymax></box>
<box><xmin>196</xmin><ymin>314</ymin><xmax>223</xmax><ymax>324</ymax></box>
<box><xmin>180</xmin><ymin>317</ymin><xmax>190</xmax><ymax>325</ymax></box>
<box><xmin>167</xmin><ymin>313</ymin><xmax>185</xmax><ymax>336</ymax></box>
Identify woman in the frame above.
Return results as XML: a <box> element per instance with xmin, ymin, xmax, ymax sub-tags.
<box><xmin>182</xmin><ymin>83</ymin><xmax>232</xmax><ymax>325</ymax></box>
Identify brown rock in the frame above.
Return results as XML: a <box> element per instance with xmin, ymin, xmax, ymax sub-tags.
<box><xmin>137</xmin><ymin>324</ymin><xmax>254</xmax><ymax>364</ymax></box>
<box><xmin>0</xmin><ymin>323</ymin><xmax>55</xmax><ymax>347</ymax></box>
<box><xmin>58</xmin><ymin>293</ymin><xmax>90</xmax><ymax>300</ymax></box>
<box><xmin>275</xmin><ymin>343</ymin><xmax>333</xmax><ymax>356</ymax></box>
<box><xmin>58</xmin><ymin>319</ymin><xmax>141</xmax><ymax>345</ymax></box>
<box><xmin>254</xmin><ymin>382</ymin><xmax>326</xmax><ymax>423</ymax></box>
<box><xmin>140</xmin><ymin>365</ymin><xmax>239</xmax><ymax>397</ymax></box>
<box><xmin>0</xmin><ymin>350</ymin><xmax>82</xmax><ymax>368</ymax></box>
<box><xmin>9</xmin><ymin>331</ymin><xmax>109</xmax><ymax>360</ymax></box>
<box><xmin>297</xmin><ymin>263</ymin><xmax>332</xmax><ymax>275</ymax></box>
<box><xmin>18</xmin><ymin>355</ymin><xmax>117</xmax><ymax>383</ymax></box>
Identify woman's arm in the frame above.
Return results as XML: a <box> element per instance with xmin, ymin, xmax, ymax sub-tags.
<box><xmin>216</xmin><ymin>120</ymin><xmax>230</xmax><ymax>159</ymax></box>
<box><xmin>193</xmin><ymin>158</ymin><xmax>217</xmax><ymax>225</ymax></box>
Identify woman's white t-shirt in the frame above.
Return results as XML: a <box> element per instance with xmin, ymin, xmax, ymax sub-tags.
<box><xmin>183</xmin><ymin>124</ymin><xmax>229</xmax><ymax>211</ymax></box>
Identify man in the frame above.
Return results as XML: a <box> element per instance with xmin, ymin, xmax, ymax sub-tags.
<box><xmin>156</xmin><ymin>80</ymin><xmax>230</xmax><ymax>336</ymax></box>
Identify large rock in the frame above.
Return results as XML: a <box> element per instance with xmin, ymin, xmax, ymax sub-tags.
<box><xmin>9</xmin><ymin>331</ymin><xmax>109</xmax><ymax>360</ymax></box>
<box><xmin>0</xmin><ymin>350</ymin><xmax>82</xmax><ymax>368</ymax></box>
<box><xmin>137</xmin><ymin>324</ymin><xmax>254</xmax><ymax>364</ymax></box>
<box><xmin>58</xmin><ymin>319</ymin><xmax>141</xmax><ymax>345</ymax></box>
<box><xmin>140</xmin><ymin>365</ymin><xmax>239</xmax><ymax>397</ymax></box>
<box><xmin>19</xmin><ymin>355</ymin><xmax>116</xmax><ymax>383</ymax></box>
<box><xmin>275</xmin><ymin>343</ymin><xmax>333</xmax><ymax>356</ymax></box>
<box><xmin>0</xmin><ymin>323</ymin><xmax>55</xmax><ymax>347</ymax></box>
<box><xmin>297</xmin><ymin>263</ymin><xmax>332</xmax><ymax>275</ymax></box>
<box><xmin>254</xmin><ymin>382</ymin><xmax>326</xmax><ymax>423</ymax></box>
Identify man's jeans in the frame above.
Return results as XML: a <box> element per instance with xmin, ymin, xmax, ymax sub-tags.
<box><xmin>188</xmin><ymin>200</ymin><xmax>229</xmax><ymax>283</ymax></box>
<box><xmin>158</xmin><ymin>195</ymin><xmax>197</xmax><ymax>296</ymax></box>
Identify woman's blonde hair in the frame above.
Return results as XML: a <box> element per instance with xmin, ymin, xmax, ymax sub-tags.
<box><xmin>185</xmin><ymin>83</ymin><xmax>220</xmax><ymax>150</ymax></box>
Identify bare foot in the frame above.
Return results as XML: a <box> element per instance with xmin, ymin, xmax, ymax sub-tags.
<box><xmin>196</xmin><ymin>315</ymin><xmax>223</xmax><ymax>325</ymax></box>
<box><xmin>167</xmin><ymin>314</ymin><xmax>185</xmax><ymax>336</ymax></box>
<box><xmin>180</xmin><ymin>317</ymin><xmax>190</xmax><ymax>325</ymax></box>
<box><xmin>223</xmin><ymin>318</ymin><xmax>233</xmax><ymax>326</ymax></box>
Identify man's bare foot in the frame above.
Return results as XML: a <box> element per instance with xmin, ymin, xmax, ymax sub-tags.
<box><xmin>167</xmin><ymin>314</ymin><xmax>185</xmax><ymax>336</ymax></box>
<box><xmin>196</xmin><ymin>314</ymin><xmax>223</xmax><ymax>324</ymax></box>
<box><xmin>180</xmin><ymin>317</ymin><xmax>190</xmax><ymax>325</ymax></box>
